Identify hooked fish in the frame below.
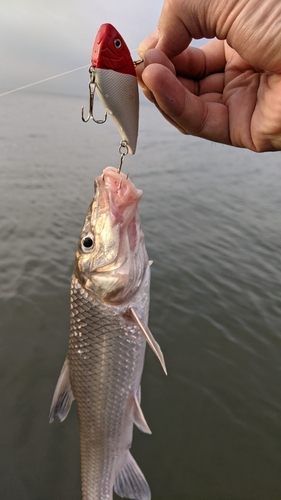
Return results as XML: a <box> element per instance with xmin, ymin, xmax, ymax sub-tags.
<box><xmin>49</xmin><ymin>167</ymin><xmax>166</xmax><ymax>500</ymax></box>
<box><xmin>89</xmin><ymin>23</ymin><xmax>139</xmax><ymax>155</ymax></box>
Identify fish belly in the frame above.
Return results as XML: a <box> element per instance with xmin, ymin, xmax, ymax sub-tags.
<box><xmin>68</xmin><ymin>276</ymin><xmax>147</xmax><ymax>500</ymax></box>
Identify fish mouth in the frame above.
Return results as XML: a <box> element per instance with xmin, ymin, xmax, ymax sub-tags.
<box><xmin>96</xmin><ymin>167</ymin><xmax>142</xmax><ymax>225</ymax></box>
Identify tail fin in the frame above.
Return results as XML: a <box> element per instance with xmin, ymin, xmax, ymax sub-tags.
<box><xmin>114</xmin><ymin>451</ymin><xmax>151</xmax><ymax>500</ymax></box>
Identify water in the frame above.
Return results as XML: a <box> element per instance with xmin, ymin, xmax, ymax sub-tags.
<box><xmin>1</xmin><ymin>89</ymin><xmax>281</xmax><ymax>500</ymax></box>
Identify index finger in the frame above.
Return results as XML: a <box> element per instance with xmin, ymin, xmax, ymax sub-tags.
<box><xmin>139</xmin><ymin>34</ymin><xmax>226</xmax><ymax>80</ymax></box>
<box><xmin>171</xmin><ymin>39</ymin><xmax>226</xmax><ymax>79</ymax></box>
<box><xmin>141</xmin><ymin>61</ymin><xmax>230</xmax><ymax>144</ymax></box>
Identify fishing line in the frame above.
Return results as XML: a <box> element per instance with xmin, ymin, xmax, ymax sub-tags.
<box><xmin>0</xmin><ymin>49</ymin><xmax>140</xmax><ymax>98</ymax></box>
<box><xmin>0</xmin><ymin>64</ymin><xmax>88</xmax><ymax>97</ymax></box>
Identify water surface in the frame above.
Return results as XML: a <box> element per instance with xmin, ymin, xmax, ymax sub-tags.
<box><xmin>1</xmin><ymin>90</ymin><xmax>281</xmax><ymax>499</ymax></box>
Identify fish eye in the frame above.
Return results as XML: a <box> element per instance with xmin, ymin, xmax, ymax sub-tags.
<box><xmin>81</xmin><ymin>234</ymin><xmax>94</xmax><ymax>252</ymax></box>
<box><xmin>114</xmin><ymin>38</ymin><xmax>122</xmax><ymax>49</ymax></box>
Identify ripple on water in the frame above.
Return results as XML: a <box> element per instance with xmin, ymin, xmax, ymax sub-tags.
<box><xmin>1</xmin><ymin>92</ymin><xmax>281</xmax><ymax>499</ymax></box>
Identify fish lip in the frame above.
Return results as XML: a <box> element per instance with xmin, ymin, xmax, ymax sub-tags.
<box><xmin>91</xmin><ymin>168</ymin><xmax>142</xmax><ymax>236</ymax></box>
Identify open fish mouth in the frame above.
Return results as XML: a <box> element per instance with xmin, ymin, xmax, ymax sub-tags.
<box><xmin>96</xmin><ymin>167</ymin><xmax>143</xmax><ymax>226</ymax></box>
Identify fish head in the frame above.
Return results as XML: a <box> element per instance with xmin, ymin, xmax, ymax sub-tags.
<box><xmin>75</xmin><ymin>167</ymin><xmax>148</xmax><ymax>304</ymax></box>
<box><xmin>91</xmin><ymin>23</ymin><xmax>136</xmax><ymax>76</ymax></box>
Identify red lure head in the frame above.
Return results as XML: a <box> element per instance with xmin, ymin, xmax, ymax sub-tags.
<box><xmin>91</xmin><ymin>23</ymin><xmax>136</xmax><ymax>76</ymax></box>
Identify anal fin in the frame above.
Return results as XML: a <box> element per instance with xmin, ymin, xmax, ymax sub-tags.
<box><xmin>114</xmin><ymin>451</ymin><xmax>151</xmax><ymax>500</ymax></box>
<box><xmin>49</xmin><ymin>358</ymin><xmax>74</xmax><ymax>423</ymax></box>
<box><xmin>130</xmin><ymin>307</ymin><xmax>167</xmax><ymax>375</ymax></box>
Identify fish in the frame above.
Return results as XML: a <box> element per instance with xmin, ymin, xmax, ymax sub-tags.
<box><xmin>90</xmin><ymin>23</ymin><xmax>139</xmax><ymax>155</ymax></box>
<box><xmin>49</xmin><ymin>166</ymin><xmax>167</xmax><ymax>500</ymax></box>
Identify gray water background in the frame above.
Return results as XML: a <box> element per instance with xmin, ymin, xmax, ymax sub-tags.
<box><xmin>1</xmin><ymin>88</ymin><xmax>281</xmax><ymax>500</ymax></box>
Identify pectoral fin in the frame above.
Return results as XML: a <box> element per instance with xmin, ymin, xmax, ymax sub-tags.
<box><xmin>133</xmin><ymin>392</ymin><xmax>152</xmax><ymax>434</ymax></box>
<box><xmin>130</xmin><ymin>307</ymin><xmax>167</xmax><ymax>375</ymax></box>
<box><xmin>114</xmin><ymin>451</ymin><xmax>151</xmax><ymax>500</ymax></box>
<box><xmin>49</xmin><ymin>358</ymin><xmax>74</xmax><ymax>423</ymax></box>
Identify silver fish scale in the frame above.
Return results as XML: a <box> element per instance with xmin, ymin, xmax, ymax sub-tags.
<box><xmin>68</xmin><ymin>276</ymin><xmax>148</xmax><ymax>500</ymax></box>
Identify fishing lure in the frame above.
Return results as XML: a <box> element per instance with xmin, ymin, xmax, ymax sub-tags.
<box><xmin>82</xmin><ymin>23</ymin><xmax>139</xmax><ymax>156</ymax></box>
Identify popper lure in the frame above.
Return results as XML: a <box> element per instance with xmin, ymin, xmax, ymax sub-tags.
<box><xmin>82</xmin><ymin>23</ymin><xmax>139</xmax><ymax>156</ymax></box>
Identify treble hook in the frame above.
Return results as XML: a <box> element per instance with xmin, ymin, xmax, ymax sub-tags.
<box><xmin>81</xmin><ymin>67</ymin><xmax>107</xmax><ymax>124</ymax></box>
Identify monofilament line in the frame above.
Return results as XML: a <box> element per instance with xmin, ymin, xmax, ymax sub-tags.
<box><xmin>0</xmin><ymin>65</ymin><xmax>89</xmax><ymax>97</ymax></box>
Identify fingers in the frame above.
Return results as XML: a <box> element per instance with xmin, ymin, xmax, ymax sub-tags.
<box><xmin>138</xmin><ymin>0</ymin><xmax>208</xmax><ymax>60</ymax></box>
<box><xmin>138</xmin><ymin>29</ymin><xmax>158</xmax><ymax>59</ymax></box>
<box><xmin>136</xmin><ymin>48</ymin><xmax>176</xmax><ymax>103</ymax></box>
<box><xmin>156</xmin><ymin>1</ymin><xmax>192</xmax><ymax>58</ymax></box>
<box><xmin>136</xmin><ymin>0</ymin><xmax>281</xmax><ymax>152</ymax></box>
<box><xmin>164</xmin><ymin>39</ymin><xmax>226</xmax><ymax>79</ymax></box>
<box><xmin>155</xmin><ymin>0</ymin><xmax>216</xmax><ymax>58</ymax></box>
<box><xmin>141</xmin><ymin>61</ymin><xmax>230</xmax><ymax>144</ymax></box>
<box><xmin>137</xmin><ymin>48</ymin><xmax>225</xmax><ymax>97</ymax></box>
<box><xmin>136</xmin><ymin>46</ymin><xmax>229</xmax><ymax>143</ymax></box>
<box><xmin>142</xmin><ymin>0</ymin><xmax>281</xmax><ymax>73</ymax></box>
<box><xmin>138</xmin><ymin>38</ymin><xmax>226</xmax><ymax>81</ymax></box>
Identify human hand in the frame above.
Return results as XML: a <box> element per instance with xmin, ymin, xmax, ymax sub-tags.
<box><xmin>137</xmin><ymin>0</ymin><xmax>281</xmax><ymax>151</ymax></box>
